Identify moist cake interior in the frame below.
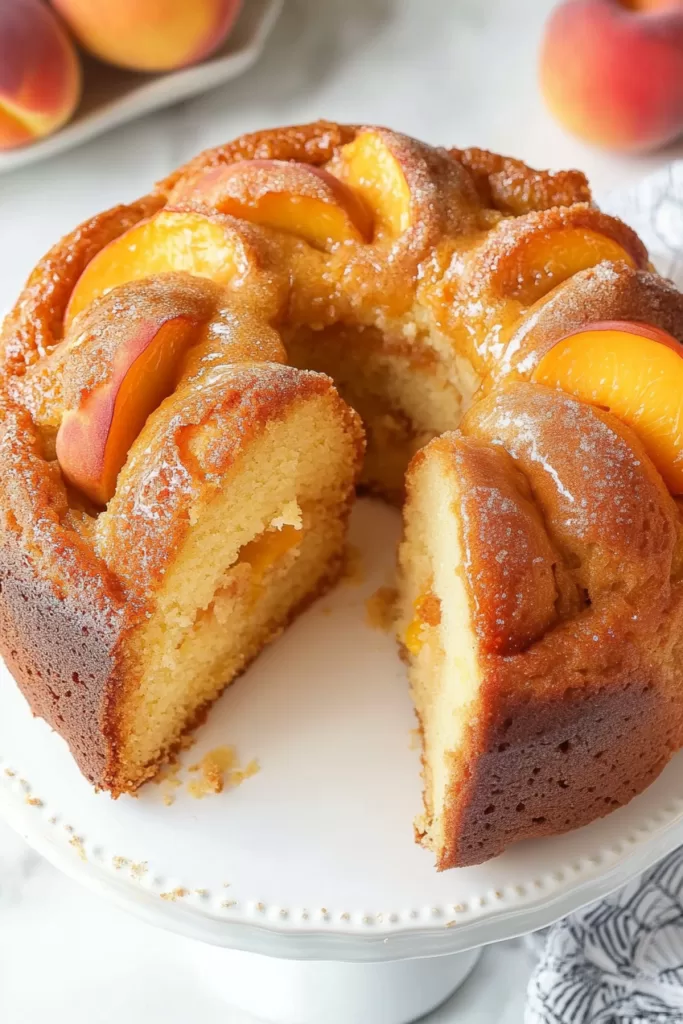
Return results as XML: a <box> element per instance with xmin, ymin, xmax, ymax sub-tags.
<box><xmin>96</xmin><ymin>393</ymin><xmax>358</xmax><ymax>791</ymax></box>
<box><xmin>396</xmin><ymin>446</ymin><xmax>480</xmax><ymax>857</ymax></box>
<box><xmin>283</xmin><ymin>321</ymin><xmax>481</xmax><ymax>501</ymax></box>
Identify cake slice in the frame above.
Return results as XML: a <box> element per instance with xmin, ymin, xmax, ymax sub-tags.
<box><xmin>0</xmin><ymin>282</ymin><xmax>363</xmax><ymax>794</ymax></box>
<box><xmin>397</xmin><ymin>382</ymin><xmax>683</xmax><ymax>868</ymax></box>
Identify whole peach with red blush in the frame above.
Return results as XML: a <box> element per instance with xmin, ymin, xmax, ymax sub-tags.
<box><xmin>540</xmin><ymin>0</ymin><xmax>683</xmax><ymax>152</ymax></box>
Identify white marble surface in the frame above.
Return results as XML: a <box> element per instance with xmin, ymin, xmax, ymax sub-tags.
<box><xmin>0</xmin><ymin>0</ymin><xmax>680</xmax><ymax>1020</ymax></box>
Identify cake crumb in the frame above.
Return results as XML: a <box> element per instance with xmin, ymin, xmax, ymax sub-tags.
<box><xmin>25</xmin><ymin>796</ymin><xmax>42</xmax><ymax>807</ymax></box>
<box><xmin>70</xmin><ymin>836</ymin><xmax>87</xmax><ymax>861</ymax></box>
<box><xmin>131</xmin><ymin>861</ymin><xmax>147</xmax><ymax>880</ymax></box>
<box><xmin>195</xmin><ymin>889</ymin><xmax>208</xmax><ymax>897</ymax></box>
<box><xmin>163</xmin><ymin>793</ymin><xmax>176</xmax><ymax>807</ymax></box>
<box><xmin>4</xmin><ymin>768</ymin><xmax>15</xmax><ymax>777</ymax></box>
<box><xmin>222</xmin><ymin>899</ymin><xmax>237</xmax><ymax>909</ymax></box>
<box><xmin>230</xmin><ymin>759</ymin><xmax>260</xmax><ymax>786</ymax></box>
<box><xmin>160</xmin><ymin>887</ymin><xmax>188</xmax><ymax>902</ymax></box>
<box><xmin>113</xmin><ymin>856</ymin><xmax>128</xmax><ymax>870</ymax></box>
<box><xmin>188</xmin><ymin>747</ymin><xmax>260</xmax><ymax>799</ymax></box>
<box><xmin>48</xmin><ymin>816</ymin><xmax>57</xmax><ymax>825</ymax></box>
<box><xmin>365</xmin><ymin>586</ymin><xmax>397</xmax><ymax>631</ymax></box>
<box><xmin>409</xmin><ymin>728</ymin><xmax>422</xmax><ymax>750</ymax></box>
<box><xmin>270</xmin><ymin>500</ymin><xmax>302</xmax><ymax>531</ymax></box>
<box><xmin>342</xmin><ymin>544</ymin><xmax>364</xmax><ymax>585</ymax></box>
<box><xmin>188</xmin><ymin>746</ymin><xmax>237</xmax><ymax>797</ymax></box>
<box><xmin>446</xmin><ymin>920</ymin><xmax>457</xmax><ymax>928</ymax></box>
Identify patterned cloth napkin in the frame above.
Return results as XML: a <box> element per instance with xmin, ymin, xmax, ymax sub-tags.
<box><xmin>525</xmin><ymin>162</ymin><xmax>683</xmax><ymax>1024</ymax></box>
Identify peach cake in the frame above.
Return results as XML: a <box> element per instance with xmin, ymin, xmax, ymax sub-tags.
<box><xmin>1</xmin><ymin>122</ymin><xmax>683</xmax><ymax>868</ymax></box>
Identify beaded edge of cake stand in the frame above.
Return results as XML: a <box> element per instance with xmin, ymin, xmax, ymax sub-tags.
<box><xmin>2</xmin><ymin>752</ymin><xmax>683</xmax><ymax>935</ymax></box>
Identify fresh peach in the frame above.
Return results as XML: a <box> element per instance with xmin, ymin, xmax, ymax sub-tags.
<box><xmin>0</xmin><ymin>0</ymin><xmax>81</xmax><ymax>151</ymax></box>
<box><xmin>531</xmin><ymin>320</ymin><xmax>683</xmax><ymax>492</ymax></box>
<box><xmin>57</xmin><ymin>278</ymin><xmax>220</xmax><ymax>505</ymax></box>
<box><xmin>51</xmin><ymin>0</ymin><xmax>241</xmax><ymax>72</ymax></box>
<box><xmin>65</xmin><ymin>209</ymin><xmax>245</xmax><ymax>328</ymax></box>
<box><xmin>170</xmin><ymin>160</ymin><xmax>373</xmax><ymax>249</ymax></box>
<box><xmin>540</xmin><ymin>0</ymin><xmax>683</xmax><ymax>152</ymax></box>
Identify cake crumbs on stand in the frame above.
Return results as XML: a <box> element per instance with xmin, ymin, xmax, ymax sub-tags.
<box><xmin>187</xmin><ymin>746</ymin><xmax>260</xmax><ymax>799</ymax></box>
<box><xmin>160</xmin><ymin>887</ymin><xmax>188</xmax><ymax>902</ymax></box>
<box><xmin>365</xmin><ymin>585</ymin><xmax>398</xmax><ymax>631</ymax></box>
<box><xmin>69</xmin><ymin>836</ymin><xmax>87</xmax><ymax>861</ymax></box>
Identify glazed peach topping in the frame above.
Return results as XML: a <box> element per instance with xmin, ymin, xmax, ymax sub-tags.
<box><xmin>23</xmin><ymin>127</ymin><xmax>680</xmax><ymax>513</ymax></box>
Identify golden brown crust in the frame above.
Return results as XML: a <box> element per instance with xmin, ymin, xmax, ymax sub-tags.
<box><xmin>463</xmin><ymin>383</ymin><xmax>677</xmax><ymax>612</ymax></box>
<box><xmin>0</xmin><ymin>195</ymin><xmax>164</xmax><ymax>376</ymax></box>
<box><xmin>159</xmin><ymin>121</ymin><xmax>359</xmax><ymax>195</ymax></box>
<box><xmin>495</xmin><ymin>262</ymin><xmax>683</xmax><ymax>382</ymax></box>
<box><xmin>425</xmin><ymin>433</ymin><xmax>576</xmax><ymax>655</ymax></box>
<box><xmin>448</xmin><ymin>146</ymin><xmax>592</xmax><ymax>215</ymax></box>
<box><xmin>16</xmin><ymin>274</ymin><xmax>225</xmax><ymax>435</ymax></box>
<box><xmin>442</xmin><ymin>648</ymin><xmax>683</xmax><ymax>866</ymax></box>
<box><xmin>428</xmin><ymin>385</ymin><xmax>683</xmax><ymax>867</ymax></box>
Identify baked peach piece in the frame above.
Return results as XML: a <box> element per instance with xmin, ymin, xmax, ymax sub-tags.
<box><xmin>52</xmin><ymin>0</ymin><xmax>241</xmax><ymax>72</ymax></box>
<box><xmin>540</xmin><ymin>0</ymin><xmax>683</xmax><ymax>152</ymax></box>
<box><xmin>331</xmin><ymin>130</ymin><xmax>413</xmax><ymax>236</ymax></box>
<box><xmin>64</xmin><ymin>209</ymin><xmax>244</xmax><ymax>328</ymax></box>
<box><xmin>57</xmin><ymin>277</ymin><xmax>221</xmax><ymax>505</ymax></box>
<box><xmin>171</xmin><ymin>160</ymin><xmax>374</xmax><ymax>249</ymax></box>
<box><xmin>532</xmin><ymin>320</ymin><xmax>683</xmax><ymax>492</ymax></box>
<box><xmin>0</xmin><ymin>0</ymin><xmax>81</xmax><ymax>151</ymax></box>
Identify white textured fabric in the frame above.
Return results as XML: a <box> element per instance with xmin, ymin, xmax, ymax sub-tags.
<box><xmin>526</xmin><ymin>163</ymin><xmax>683</xmax><ymax>1023</ymax></box>
<box><xmin>526</xmin><ymin>848</ymin><xmax>683</xmax><ymax>1023</ymax></box>
<box><xmin>603</xmin><ymin>162</ymin><xmax>683</xmax><ymax>287</ymax></box>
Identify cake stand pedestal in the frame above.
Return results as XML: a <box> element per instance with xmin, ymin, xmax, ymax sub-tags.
<box><xmin>2</xmin><ymin>499</ymin><xmax>683</xmax><ymax>1024</ymax></box>
<box><xmin>190</xmin><ymin>946</ymin><xmax>482</xmax><ymax>1024</ymax></box>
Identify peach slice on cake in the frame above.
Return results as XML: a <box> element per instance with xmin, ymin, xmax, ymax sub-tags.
<box><xmin>56</xmin><ymin>276</ymin><xmax>222</xmax><ymax>505</ymax></box>
<box><xmin>328</xmin><ymin>128</ymin><xmax>481</xmax><ymax>244</ymax></box>
<box><xmin>330</xmin><ymin>130</ymin><xmax>413</xmax><ymax>238</ymax></box>
<box><xmin>64</xmin><ymin>208</ymin><xmax>250</xmax><ymax>328</ymax></box>
<box><xmin>487</xmin><ymin>207</ymin><xmax>648</xmax><ymax>307</ymax></box>
<box><xmin>170</xmin><ymin>159</ymin><xmax>373</xmax><ymax>249</ymax></box>
<box><xmin>531</xmin><ymin>320</ymin><xmax>683</xmax><ymax>493</ymax></box>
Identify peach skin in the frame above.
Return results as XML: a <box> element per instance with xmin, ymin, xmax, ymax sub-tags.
<box><xmin>64</xmin><ymin>208</ymin><xmax>251</xmax><ymax>328</ymax></box>
<box><xmin>531</xmin><ymin>320</ymin><xmax>683</xmax><ymax>492</ymax></box>
<box><xmin>51</xmin><ymin>0</ymin><xmax>242</xmax><ymax>72</ymax></box>
<box><xmin>170</xmin><ymin>160</ymin><xmax>374</xmax><ymax>249</ymax></box>
<box><xmin>56</xmin><ymin>276</ymin><xmax>222</xmax><ymax>505</ymax></box>
<box><xmin>540</xmin><ymin>0</ymin><xmax>683</xmax><ymax>152</ymax></box>
<box><xmin>0</xmin><ymin>0</ymin><xmax>81</xmax><ymax>151</ymax></box>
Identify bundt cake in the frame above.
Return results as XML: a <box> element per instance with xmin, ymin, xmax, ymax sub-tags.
<box><xmin>1</xmin><ymin>121</ymin><xmax>683</xmax><ymax>867</ymax></box>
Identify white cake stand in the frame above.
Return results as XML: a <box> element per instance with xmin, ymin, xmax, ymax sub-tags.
<box><xmin>2</xmin><ymin>498</ymin><xmax>683</xmax><ymax>1024</ymax></box>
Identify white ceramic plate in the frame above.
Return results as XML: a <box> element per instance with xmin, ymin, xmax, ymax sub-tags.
<box><xmin>2</xmin><ymin>498</ymin><xmax>683</xmax><ymax>963</ymax></box>
<box><xmin>0</xmin><ymin>0</ymin><xmax>283</xmax><ymax>176</ymax></box>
